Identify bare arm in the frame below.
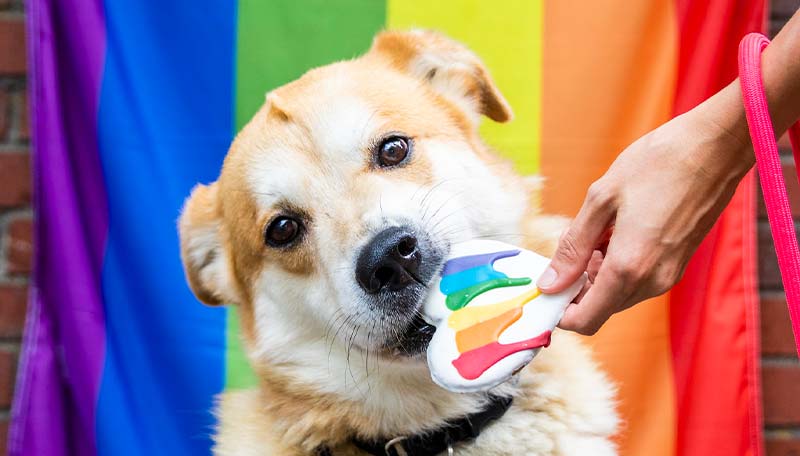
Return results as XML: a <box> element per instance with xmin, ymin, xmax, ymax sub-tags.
<box><xmin>538</xmin><ymin>9</ymin><xmax>800</xmax><ymax>335</ymax></box>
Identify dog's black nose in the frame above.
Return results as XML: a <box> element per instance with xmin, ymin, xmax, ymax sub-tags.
<box><xmin>356</xmin><ymin>227</ymin><xmax>421</xmax><ymax>294</ymax></box>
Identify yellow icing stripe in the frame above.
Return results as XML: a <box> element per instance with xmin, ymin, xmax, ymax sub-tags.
<box><xmin>448</xmin><ymin>288</ymin><xmax>541</xmax><ymax>331</ymax></box>
<box><xmin>386</xmin><ymin>0</ymin><xmax>543</xmax><ymax>175</ymax></box>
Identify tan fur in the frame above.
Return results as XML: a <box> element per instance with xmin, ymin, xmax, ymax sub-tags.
<box><xmin>178</xmin><ymin>29</ymin><xmax>617</xmax><ymax>455</ymax></box>
<box><xmin>214</xmin><ymin>331</ymin><xmax>616</xmax><ymax>456</ymax></box>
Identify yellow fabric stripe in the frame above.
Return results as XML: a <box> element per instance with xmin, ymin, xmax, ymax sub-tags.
<box><xmin>386</xmin><ymin>0</ymin><xmax>543</xmax><ymax>174</ymax></box>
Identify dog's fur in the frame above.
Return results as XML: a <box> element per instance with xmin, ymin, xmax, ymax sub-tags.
<box><xmin>179</xmin><ymin>30</ymin><xmax>618</xmax><ymax>455</ymax></box>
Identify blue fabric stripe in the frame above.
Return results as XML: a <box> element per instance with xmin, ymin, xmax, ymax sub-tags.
<box><xmin>95</xmin><ymin>2</ymin><xmax>235</xmax><ymax>454</ymax></box>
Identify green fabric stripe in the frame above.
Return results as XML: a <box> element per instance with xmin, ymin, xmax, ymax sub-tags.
<box><xmin>225</xmin><ymin>308</ymin><xmax>258</xmax><ymax>389</ymax></box>
<box><xmin>235</xmin><ymin>0</ymin><xmax>387</xmax><ymax>127</ymax></box>
<box><xmin>227</xmin><ymin>0</ymin><xmax>386</xmax><ymax>390</ymax></box>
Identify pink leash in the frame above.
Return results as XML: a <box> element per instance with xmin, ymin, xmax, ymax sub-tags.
<box><xmin>739</xmin><ymin>33</ymin><xmax>800</xmax><ymax>358</ymax></box>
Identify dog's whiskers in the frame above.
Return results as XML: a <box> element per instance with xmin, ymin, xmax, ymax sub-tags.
<box><xmin>345</xmin><ymin>310</ymin><xmax>370</xmax><ymax>398</ymax></box>
<box><xmin>428</xmin><ymin>205</ymin><xmax>473</xmax><ymax>237</ymax></box>
<box><xmin>329</xmin><ymin>313</ymin><xmax>356</xmax><ymax>367</ymax></box>
<box><xmin>423</xmin><ymin>190</ymin><xmax>466</xmax><ymax>226</ymax></box>
<box><xmin>323</xmin><ymin>309</ymin><xmax>347</xmax><ymax>346</ymax></box>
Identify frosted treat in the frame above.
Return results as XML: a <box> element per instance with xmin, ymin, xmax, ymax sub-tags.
<box><xmin>423</xmin><ymin>240</ymin><xmax>586</xmax><ymax>393</ymax></box>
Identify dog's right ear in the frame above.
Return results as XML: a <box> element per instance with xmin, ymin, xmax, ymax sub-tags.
<box><xmin>368</xmin><ymin>30</ymin><xmax>513</xmax><ymax>125</ymax></box>
<box><xmin>178</xmin><ymin>182</ymin><xmax>236</xmax><ymax>306</ymax></box>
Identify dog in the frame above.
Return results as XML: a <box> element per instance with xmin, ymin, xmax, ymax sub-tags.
<box><xmin>178</xmin><ymin>30</ymin><xmax>618</xmax><ymax>455</ymax></box>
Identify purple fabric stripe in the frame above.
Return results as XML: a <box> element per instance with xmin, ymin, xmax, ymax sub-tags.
<box><xmin>10</xmin><ymin>1</ymin><xmax>107</xmax><ymax>455</ymax></box>
<box><xmin>441</xmin><ymin>249</ymin><xmax>520</xmax><ymax>276</ymax></box>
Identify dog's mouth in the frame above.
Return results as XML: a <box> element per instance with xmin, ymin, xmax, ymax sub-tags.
<box><xmin>382</xmin><ymin>313</ymin><xmax>436</xmax><ymax>358</ymax></box>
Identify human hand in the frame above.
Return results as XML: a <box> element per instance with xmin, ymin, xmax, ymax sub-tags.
<box><xmin>537</xmin><ymin>89</ymin><xmax>754</xmax><ymax>335</ymax></box>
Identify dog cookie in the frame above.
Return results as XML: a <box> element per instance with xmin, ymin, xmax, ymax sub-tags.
<box><xmin>423</xmin><ymin>240</ymin><xmax>586</xmax><ymax>392</ymax></box>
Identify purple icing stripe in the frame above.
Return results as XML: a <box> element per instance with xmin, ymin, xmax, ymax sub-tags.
<box><xmin>10</xmin><ymin>1</ymin><xmax>107</xmax><ymax>455</ymax></box>
<box><xmin>442</xmin><ymin>249</ymin><xmax>520</xmax><ymax>276</ymax></box>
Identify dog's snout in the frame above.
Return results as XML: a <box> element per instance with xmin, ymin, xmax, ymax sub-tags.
<box><xmin>356</xmin><ymin>227</ymin><xmax>422</xmax><ymax>294</ymax></box>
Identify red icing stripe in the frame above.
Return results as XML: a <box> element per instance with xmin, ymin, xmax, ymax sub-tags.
<box><xmin>451</xmin><ymin>330</ymin><xmax>552</xmax><ymax>380</ymax></box>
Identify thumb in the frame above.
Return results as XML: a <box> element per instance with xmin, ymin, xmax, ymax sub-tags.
<box><xmin>537</xmin><ymin>186</ymin><xmax>614</xmax><ymax>293</ymax></box>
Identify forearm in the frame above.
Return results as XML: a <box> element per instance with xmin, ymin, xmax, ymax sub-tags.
<box><xmin>763</xmin><ymin>9</ymin><xmax>800</xmax><ymax>134</ymax></box>
<box><xmin>690</xmin><ymin>9</ymin><xmax>800</xmax><ymax>178</ymax></box>
<box><xmin>547</xmin><ymin>9</ymin><xmax>800</xmax><ymax>335</ymax></box>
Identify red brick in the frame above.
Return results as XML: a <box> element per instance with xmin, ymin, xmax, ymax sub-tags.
<box><xmin>758</xmin><ymin>162</ymin><xmax>800</xmax><ymax>217</ymax></box>
<box><xmin>0</xmin><ymin>419</ymin><xmax>7</xmax><ymax>456</ymax></box>
<box><xmin>771</xmin><ymin>0</ymin><xmax>800</xmax><ymax>20</ymax></box>
<box><xmin>0</xmin><ymin>349</ymin><xmax>14</xmax><ymax>408</ymax></box>
<box><xmin>6</xmin><ymin>217</ymin><xmax>33</xmax><ymax>274</ymax></box>
<box><xmin>0</xmin><ymin>89</ymin><xmax>8</xmax><ymax>139</ymax></box>
<box><xmin>779</xmin><ymin>133</ymin><xmax>792</xmax><ymax>149</ymax></box>
<box><xmin>17</xmin><ymin>90</ymin><xmax>28</xmax><ymax>141</ymax></box>
<box><xmin>763</xmin><ymin>364</ymin><xmax>800</xmax><ymax>425</ymax></box>
<box><xmin>767</xmin><ymin>437</ymin><xmax>800</xmax><ymax>456</ymax></box>
<box><xmin>0</xmin><ymin>152</ymin><xmax>31</xmax><ymax>208</ymax></box>
<box><xmin>0</xmin><ymin>17</ymin><xmax>26</xmax><ymax>74</ymax></box>
<box><xmin>762</xmin><ymin>295</ymin><xmax>797</xmax><ymax>355</ymax></box>
<box><xmin>759</xmin><ymin>221</ymin><xmax>787</xmax><ymax>289</ymax></box>
<box><xmin>0</xmin><ymin>284</ymin><xmax>26</xmax><ymax>338</ymax></box>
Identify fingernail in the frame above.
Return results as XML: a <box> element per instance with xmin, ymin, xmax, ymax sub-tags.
<box><xmin>537</xmin><ymin>266</ymin><xmax>557</xmax><ymax>288</ymax></box>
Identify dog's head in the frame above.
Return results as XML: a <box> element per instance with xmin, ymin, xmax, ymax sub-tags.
<box><xmin>179</xmin><ymin>31</ymin><xmax>531</xmax><ymax>371</ymax></box>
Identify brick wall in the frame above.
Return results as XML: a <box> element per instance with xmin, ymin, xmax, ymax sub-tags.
<box><xmin>762</xmin><ymin>2</ymin><xmax>800</xmax><ymax>454</ymax></box>
<box><xmin>0</xmin><ymin>0</ymin><xmax>27</xmax><ymax>453</ymax></box>
<box><xmin>0</xmin><ymin>2</ymin><xmax>797</xmax><ymax>455</ymax></box>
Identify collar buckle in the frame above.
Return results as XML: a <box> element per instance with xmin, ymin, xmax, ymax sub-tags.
<box><xmin>384</xmin><ymin>436</ymin><xmax>409</xmax><ymax>456</ymax></box>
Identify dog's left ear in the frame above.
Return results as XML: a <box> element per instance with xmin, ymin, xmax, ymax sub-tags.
<box><xmin>178</xmin><ymin>182</ymin><xmax>238</xmax><ymax>306</ymax></box>
<box><xmin>369</xmin><ymin>30</ymin><xmax>513</xmax><ymax>124</ymax></box>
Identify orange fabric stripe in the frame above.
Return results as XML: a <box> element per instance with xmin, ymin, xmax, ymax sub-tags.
<box><xmin>541</xmin><ymin>2</ymin><xmax>679</xmax><ymax>455</ymax></box>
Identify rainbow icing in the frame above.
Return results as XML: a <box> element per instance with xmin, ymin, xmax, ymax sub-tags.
<box><xmin>439</xmin><ymin>252</ymin><xmax>548</xmax><ymax>380</ymax></box>
<box><xmin>424</xmin><ymin>240</ymin><xmax>585</xmax><ymax>392</ymax></box>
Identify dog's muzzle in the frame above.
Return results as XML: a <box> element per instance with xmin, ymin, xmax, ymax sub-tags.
<box><xmin>354</xmin><ymin>225</ymin><xmax>443</xmax><ymax>356</ymax></box>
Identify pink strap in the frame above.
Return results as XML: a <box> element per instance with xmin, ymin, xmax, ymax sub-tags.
<box><xmin>738</xmin><ymin>33</ymin><xmax>800</xmax><ymax>358</ymax></box>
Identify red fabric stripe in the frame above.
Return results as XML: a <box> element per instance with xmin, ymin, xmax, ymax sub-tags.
<box><xmin>670</xmin><ymin>1</ymin><xmax>765</xmax><ymax>455</ymax></box>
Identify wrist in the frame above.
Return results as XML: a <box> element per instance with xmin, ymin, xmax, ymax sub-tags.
<box><xmin>692</xmin><ymin>81</ymin><xmax>755</xmax><ymax>177</ymax></box>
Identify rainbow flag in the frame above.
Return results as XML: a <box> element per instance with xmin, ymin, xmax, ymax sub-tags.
<box><xmin>13</xmin><ymin>1</ymin><xmax>764</xmax><ymax>455</ymax></box>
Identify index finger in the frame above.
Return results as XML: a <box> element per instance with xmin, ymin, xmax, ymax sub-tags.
<box><xmin>557</xmin><ymin>240</ymin><xmax>633</xmax><ymax>335</ymax></box>
<box><xmin>537</xmin><ymin>185</ymin><xmax>616</xmax><ymax>293</ymax></box>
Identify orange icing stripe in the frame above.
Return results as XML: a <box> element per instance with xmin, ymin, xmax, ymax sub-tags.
<box><xmin>455</xmin><ymin>307</ymin><xmax>523</xmax><ymax>353</ymax></box>
<box><xmin>448</xmin><ymin>288</ymin><xmax>541</xmax><ymax>331</ymax></box>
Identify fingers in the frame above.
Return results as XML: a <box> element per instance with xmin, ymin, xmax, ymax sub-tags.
<box><xmin>537</xmin><ymin>182</ymin><xmax>615</xmax><ymax>293</ymax></box>
<box><xmin>557</xmin><ymin>227</ymin><xmax>654</xmax><ymax>335</ymax></box>
<box><xmin>558</xmin><ymin>262</ymin><xmax>628</xmax><ymax>335</ymax></box>
<box><xmin>586</xmin><ymin>250</ymin><xmax>604</xmax><ymax>283</ymax></box>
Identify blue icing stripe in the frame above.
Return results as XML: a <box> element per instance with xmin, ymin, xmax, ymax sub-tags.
<box><xmin>440</xmin><ymin>264</ymin><xmax>508</xmax><ymax>295</ymax></box>
<box><xmin>441</xmin><ymin>249</ymin><xmax>520</xmax><ymax>276</ymax></box>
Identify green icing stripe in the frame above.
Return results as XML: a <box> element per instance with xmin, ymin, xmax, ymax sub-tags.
<box><xmin>445</xmin><ymin>277</ymin><xmax>532</xmax><ymax>311</ymax></box>
<box><xmin>227</xmin><ymin>0</ymin><xmax>386</xmax><ymax>390</ymax></box>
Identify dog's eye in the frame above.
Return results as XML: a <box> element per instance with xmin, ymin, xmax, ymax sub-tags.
<box><xmin>376</xmin><ymin>136</ymin><xmax>410</xmax><ymax>167</ymax></box>
<box><xmin>265</xmin><ymin>216</ymin><xmax>302</xmax><ymax>247</ymax></box>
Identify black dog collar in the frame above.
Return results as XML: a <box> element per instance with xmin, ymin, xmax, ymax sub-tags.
<box><xmin>346</xmin><ymin>395</ymin><xmax>513</xmax><ymax>456</ymax></box>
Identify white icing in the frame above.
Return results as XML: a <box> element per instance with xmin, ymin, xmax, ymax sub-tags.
<box><xmin>424</xmin><ymin>240</ymin><xmax>586</xmax><ymax>393</ymax></box>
